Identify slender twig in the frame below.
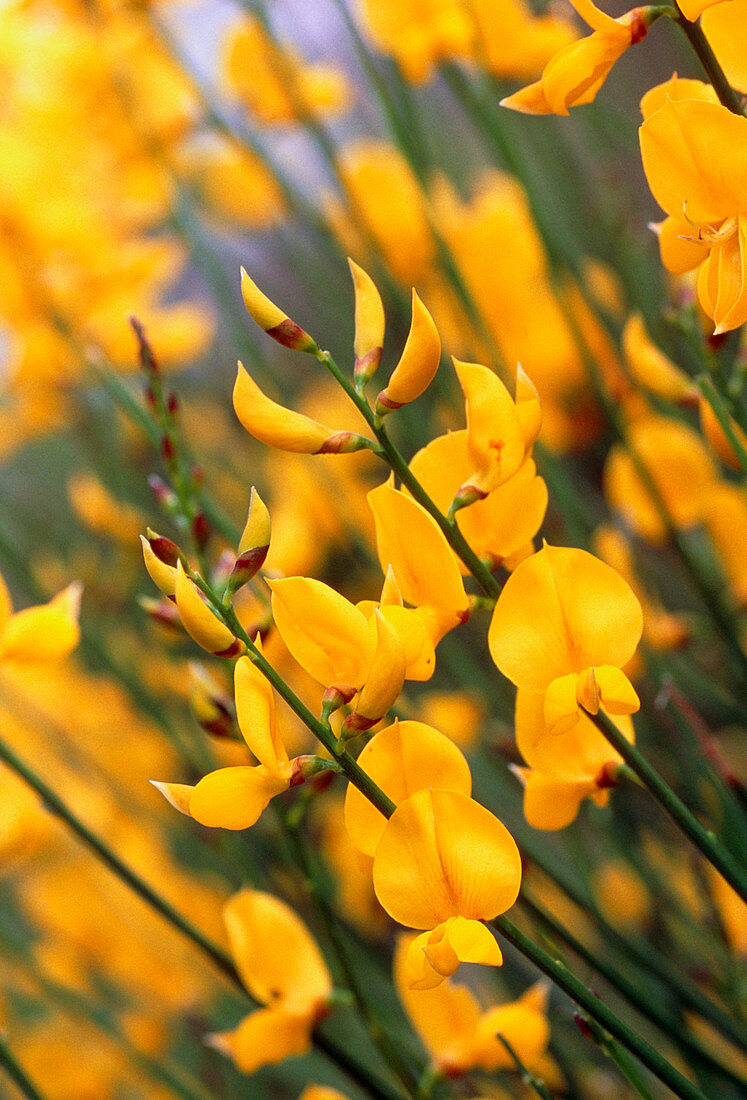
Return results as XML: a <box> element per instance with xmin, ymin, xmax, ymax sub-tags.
<box><xmin>587</xmin><ymin>708</ymin><xmax>747</xmax><ymax>901</ymax></box>
<box><xmin>578</xmin><ymin>1015</ymin><xmax>659</xmax><ymax>1100</ymax></box>
<box><xmin>495</xmin><ymin>1033</ymin><xmax>555</xmax><ymax>1100</ymax></box>
<box><xmin>672</xmin><ymin>4</ymin><xmax>745</xmax><ymax>116</ymax></box>
<box><xmin>491</xmin><ymin>915</ymin><xmax>710</xmax><ymax>1100</ymax></box>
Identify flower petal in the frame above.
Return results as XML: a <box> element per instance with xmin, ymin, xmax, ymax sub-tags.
<box><xmin>189</xmin><ymin>766</ymin><xmax>290</xmax><ymax>830</ymax></box>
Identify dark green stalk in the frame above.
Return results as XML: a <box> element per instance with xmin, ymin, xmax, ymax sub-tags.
<box><xmin>588</xmin><ymin>708</ymin><xmax>747</xmax><ymax>901</ymax></box>
<box><xmin>494</xmin><ymin>1034</ymin><xmax>555</xmax><ymax>1100</ymax></box>
<box><xmin>672</xmin><ymin>4</ymin><xmax>745</xmax><ymax>116</ymax></box>
<box><xmin>0</xmin><ymin>1038</ymin><xmax>47</xmax><ymax>1100</ymax></box>
<box><xmin>522</xmin><ymin>892</ymin><xmax>747</xmax><ymax>1087</ymax></box>
<box><xmin>579</xmin><ymin>1015</ymin><xmax>658</xmax><ymax>1100</ymax></box>
<box><xmin>491</xmin><ymin>915</ymin><xmax>710</xmax><ymax>1100</ymax></box>
<box><xmin>313</xmin><ymin>348</ymin><xmax>501</xmax><ymax>598</ymax></box>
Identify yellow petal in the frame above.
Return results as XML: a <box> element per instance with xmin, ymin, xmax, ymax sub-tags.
<box><xmin>174</xmin><ymin>562</ymin><xmax>238</xmax><ymax>655</ymax></box>
<box><xmin>368</xmin><ymin>482</ymin><xmax>468</xmax><ymax>619</ymax></box>
<box><xmin>140</xmin><ymin>534</ymin><xmax>178</xmax><ymax>596</ymax></box>
<box><xmin>224</xmin><ymin>889</ymin><xmax>332</xmax><ymax>1015</ymax></box>
<box><xmin>234</xmin><ymin>652</ymin><xmax>288</xmax><ymax>772</ymax></box>
<box><xmin>656</xmin><ymin>214</ymin><xmax>711</xmax><ymax>275</ymax></box>
<box><xmin>640</xmin><ymin>75</ymin><xmax>718</xmax><ymax>121</ymax></box>
<box><xmin>516</xmin><ymin>688</ymin><xmax>633</xmax><ymax>780</ymax></box>
<box><xmin>453</xmin><ymin>358</ymin><xmax>528</xmax><ymax>493</ymax></box>
<box><xmin>543</xmin><ymin>673</ymin><xmax>582</xmax><ymax>736</ymax></box>
<box><xmin>268</xmin><ymin>576</ymin><xmax>376</xmax><ymax>687</ymax></box>
<box><xmin>521</xmin><ymin>769</ymin><xmax>599</xmax><ymax>830</ymax></box>
<box><xmin>215</xmin><ymin>1007</ymin><xmax>313</xmax><ymax>1074</ymax></box>
<box><xmin>151</xmin><ymin>780</ymin><xmax>194</xmax><ymax>816</ymax></box>
<box><xmin>477</xmin><ymin>981</ymin><xmax>551</xmax><ymax>1072</ymax></box>
<box><xmin>640</xmin><ymin>98</ymin><xmax>747</xmax><ymax>225</ymax></box>
<box><xmin>373</xmin><ymin>789</ymin><xmax>521</xmax><ymax>929</ymax></box>
<box><xmin>240</xmin><ymin>267</ymin><xmax>317</xmax><ymax>352</ymax></box>
<box><xmin>488</xmin><ymin>544</ymin><xmax>642</xmax><ymax>693</ymax></box>
<box><xmin>189</xmin><ymin>765</ymin><xmax>290</xmax><ymax>830</ymax></box>
<box><xmin>379</xmin><ymin>290</ymin><xmax>440</xmax><ymax>407</ymax></box>
<box><xmin>700</xmin><ymin>394</ymin><xmax>747</xmax><ymax>470</ymax></box>
<box><xmin>0</xmin><ymin>583</ymin><xmax>81</xmax><ymax>663</ymax></box>
<box><xmin>0</xmin><ymin>573</ymin><xmax>11</xmax><ymax>634</ymax></box>
<box><xmin>349</xmin><ymin>257</ymin><xmax>385</xmax><ymax>375</ymax></box>
<box><xmin>353</xmin><ymin>609</ymin><xmax>407</xmax><ymax>722</ymax></box>
<box><xmin>238</xmin><ymin>486</ymin><xmax>271</xmax><ymax>555</ymax></box>
<box><xmin>233</xmin><ymin>363</ymin><xmax>337</xmax><ymax>453</ymax></box>
<box><xmin>344</xmin><ymin>719</ymin><xmax>472</xmax><ymax>857</ymax></box>
<box><xmin>622</xmin><ymin>313</ymin><xmax>696</xmax><ymax>401</ymax></box>
<box><xmin>591</xmin><ymin>665</ymin><xmax>640</xmax><ymax>715</ymax></box>
<box><xmin>702</xmin><ymin>1</ymin><xmax>747</xmax><ymax>94</ymax></box>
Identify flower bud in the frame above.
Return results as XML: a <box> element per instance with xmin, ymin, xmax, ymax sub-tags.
<box><xmin>138</xmin><ymin>595</ymin><xmax>182</xmax><ymax>630</ymax></box>
<box><xmin>229</xmin><ymin>487</ymin><xmax>272</xmax><ymax>593</ymax></box>
<box><xmin>349</xmin><ymin>258</ymin><xmax>385</xmax><ymax>385</ymax></box>
<box><xmin>240</xmin><ymin>267</ymin><xmax>318</xmax><ymax>353</ymax></box>
<box><xmin>174</xmin><ymin>561</ymin><xmax>243</xmax><ymax>656</ymax></box>
<box><xmin>376</xmin><ymin>290</ymin><xmax>440</xmax><ymax>415</ymax></box>
<box><xmin>189</xmin><ymin>662</ymin><xmax>238</xmax><ymax>739</ymax></box>
<box><xmin>140</xmin><ymin>530</ymin><xmax>183</xmax><ymax>596</ymax></box>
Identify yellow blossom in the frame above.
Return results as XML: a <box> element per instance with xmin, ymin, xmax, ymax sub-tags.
<box><xmin>209</xmin><ymin>889</ymin><xmax>332</xmax><ymax>1073</ymax></box>
<box><xmin>501</xmin><ymin>0</ymin><xmax>654</xmax><ymax>116</ymax></box>
<box><xmin>0</xmin><ymin>573</ymin><xmax>81</xmax><ymax>663</ymax></box>
<box><xmin>489</xmin><ymin>544</ymin><xmax>642</xmax><ymax>735</ymax></box>
<box><xmin>373</xmin><ymin>788</ymin><xmax>521</xmax><ymax>988</ymax></box>
<box><xmin>376</xmin><ymin>290</ymin><xmax>441</xmax><ymax>413</ymax></box>
<box><xmin>357</xmin><ymin>0</ymin><xmax>474</xmax><ymax>84</ymax></box>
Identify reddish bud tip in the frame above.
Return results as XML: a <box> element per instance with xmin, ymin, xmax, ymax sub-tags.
<box><xmin>574</xmin><ymin>1013</ymin><xmax>594</xmax><ymax>1040</ymax></box>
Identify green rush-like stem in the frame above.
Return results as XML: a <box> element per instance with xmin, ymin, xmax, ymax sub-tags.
<box><xmin>490</xmin><ymin>915</ymin><xmax>710</xmax><ymax>1100</ymax></box>
<box><xmin>313</xmin><ymin>348</ymin><xmax>502</xmax><ymax>598</ymax></box>
<box><xmin>579</xmin><ymin>1016</ymin><xmax>659</xmax><ymax>1100</ymax></box>
<box><xmin>281</xmin><ymin>815</ymin><xmax>426</xmax><ymax>1100</ymax></box>
<box><xmin>0</xmin><ymin>1036</ymin><xmax>48</xmax><ymax>1100</ymax></box>
<box><xmin>0</xmin><ymin>738</ymin><xmax>405</xmax><ymax>1100</ymax></box>
<box><xmin>521</xmin><ymin>892</ymin><xmax>747</xmax><ymax>1088</ymax></box>
<box><xmin>494</xmin><ymin>1034</ymin><xmax>555</xmax><ymax>1100</ymax></box>
<box><xmin>672</xmin><ymin>4</ymin><xmax>746</xmax><ymax>116</ymax></box>
<box><xmin>588</xmin><ymin>708</ymin><xmax>747</xmax><ymax>901</ymax></box>
<box><xmin>697</xmin><ymin>373</ymin><xmax>747</xmax><ymax>474</ymax></box>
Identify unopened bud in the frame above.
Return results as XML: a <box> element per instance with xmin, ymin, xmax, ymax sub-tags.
<box><xmin>139</xmin><ymin>595</ymin><xmax>181</xmax><ymax>630</ymax></box>
<box><xmin>595</xmin><ymin>761</ymin><xmax>622</xmax><ymax>790</ymax></box>
<box><xmin>148</xmin><ymin>474</ymin><xmax>177</xmax><ymax>512</ymax></box>
<box><xmin>289</xmin><ymin>754</ymin><xmax>339</xmax><ymax>787</ymax></box>
<box><xmin>349</xmin><ymin>258</ymin><xmax>385</xmax><ymax>387</ymax></box>
<box><xmin>322</xmin><ymin>683</ymin><xmax>357</xmax><ymax>721</ymax></box>
<box><xmin>189</xmin><ymin>662</ymin><xmax>237</xmax><ymax>739</ymax></box>
<box><xmin>229</xmin><ymin>487</ymin><xmax>271</xmax><ymax>594</ymax></box>
<box><xmin>192</xmin><ymin>511</ymin><xmax>211</xmax><ymax>552</ymax></box>
<box><xmin>240</xmin><ymin>267</ymin><xmax>318</xmax><ymax>353</ymax></box>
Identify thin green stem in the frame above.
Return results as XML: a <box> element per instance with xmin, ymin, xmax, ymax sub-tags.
<box><xmin>491</xmin><ymin>915</ymin><xmax>710</xmax><ymax>1100</ymax></box>
<box><xmin>282</xmin><ymin>815</ymin><xmax>425</xmax><ymax>1099</ymax></box>
<box><xmin>697</xmin><ymin>373</ymin><xmax>747</xmax><ymax>474</ymax></box>
<box><xmin>0</xmin><ymin>1037</ymin><xmax>47</xmax><ymax>1100</ymax></box>
<box><xmin>494</xmin><ymin>1034</ymin><xmax>555</xmax><ymax>1100</ymax></box>
<box><xmin>522</xmin><ymin>892</ymin><xmax>747</xmax><ymax>1087</ymax></box>
<box><xmin>588</xmin><ymin>708</ymin><xmax>747</xmax><ymax>901</ymax></box>
<box><xmin>579</xmin><ymin>1015</ymin><xmax>659</xmax><ymax>1100</ymax></box>
<box><xmin>672</xmin><ymin>5</ymin><xmax>745</xmax><ymax>116</ymax></box>
<box><xmin>314</xmin><ymin>348</ymin><xmax>501</xmax><ymax>597</ymax></box>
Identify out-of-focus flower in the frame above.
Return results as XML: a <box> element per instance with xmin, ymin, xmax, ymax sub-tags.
<box><xmin>0</xmin><ymin>574</ymin><xmax>81</xmax><ymax>663</ymax></box>
<box><xmin>68</xmin><ymin>475</ymin><xmax>147</xmax><ymax>545</ymax></box>
<box><xmin>489</xmin><ymin>544</ymin><xmax>642</xmax><ymax>735</ymax></box>
<box><xmin>699</xmin><ymin>395</ymin><xmax>747</xmax><ymax>470</ymax></box>
<box><xmin>500</xmin><ymin>0</ymin><xmax>656</xmax><ymax>115</ymax></box>
<box><xmin>209</xmin><ymin>889</ymin><xmax>333</xmax><ymax>1073</ymax></box>
<box><xmin>373</xmin><ymin>788</ymin><xmax>522</xmax><ymax>988</ymax></box>
<box><xmin>604</xmin><ymin>416</ymin><xmax>718</xmax><ymax>543</ymax></box>
<box><xmin>179</xmin><ymin>136</ymin><xmax>285</xmax><ymax>229</ymax></box>
<box><xmin>640</xmin><ymin>88</ymin><xmax>747</xmax><ymax>334</ymax></box>
<box><xmin>356</xmin><ymin>0</ymin><xmax>474</xmax><ymax>83</ymax></box>
<box><xmin>677</xmin><ymin>0</ymin><xmax>728</xmax><ymax>21</ymax></box>
<box><xmin>594</xmin><ymin>860</ymin><xmax>651</xmax><ymax>929</ymax></box>
<box><xmin>622</xmin><ymin>314</ymin><xmax>697</xmax><ymax>403</ymax></box>
<box><xmin>395</xmin><ymin>933</ymin><xmax>552</xmax><ymax>1075</ymax></box>
<box><xmin>702</xmin><ymin>483</ymin><xmax>747</xmax><ymax>606</ymax></box>
<box><xmin>223</xmin><ymin>15</ymin><xmax>350</xmax><ymax>125</ymax></box>
<box><xmin>469</xmin><ymin>0</ymin><xmax>578</xmax><ymax>80</ymax></box>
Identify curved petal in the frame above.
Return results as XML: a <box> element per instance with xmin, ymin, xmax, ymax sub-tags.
<box><xmin>382</xmin><ymin>290</ymin><xmax>440</xmax><ymax>406</ymax></box>
<box><xmin>344</xmin><ymin>719</ymin><xmax>472</xmax><ymax>857</ymax></box>
<box><xmin>217</xmin><ymin>1007</ymin><xmax>313</xmax><ymax>1073</ymax></box>
<box><xmin>224</xmin><ymin>889</ymin><xmax>331</xmax><ymax>1014</ymax></box>
<box><xmin>174</xmin><ymin>562</ymin><xmax>237</xmax><ymax>655</ymax></box>
<box><xmin>373</xmin><ymin>789</ymin><xmax>521</xmax><ymax>929</ymax></box>
<box><xmin>0</xmin><ymin>584</ymin><xmax>81</xmax><ymax>663</ymax></box>
<box><xmin>189</xmin><ymin>765</ymin><xmax>290</xmax><ymax>830</ymax></box>
<box><xmin>234</xmin><ymin>652</ymin><xmax>288</xmax><ymax>772</ymax></box>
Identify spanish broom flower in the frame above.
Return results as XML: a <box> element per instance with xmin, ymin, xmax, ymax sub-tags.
<box><xmin>489</xmin><ymin>544</ymin><xmax>643</xmax><ymax>735</ymax></box>
<box><xmin>0</xmin><ymin>573</ymin><xmax>81</xmax><ymax>663</ymax></box>
<box><xmin>373</xmin><ymin>788</ymin><xmax>522</xmax><ymax>988</ymax></box>
<box><xmin>640</xmin><ymin>87</ymin><xmax>747</xmax><ymax>334</ymax></box>
<box><xmin>208</xmin><ymin>889</ymin><xmax>333</xmax><ymax>1073</ymax></box>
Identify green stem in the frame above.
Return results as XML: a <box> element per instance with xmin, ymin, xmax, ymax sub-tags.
<box><xmin>282</xmin><ymin>816</ymin><xmax>425</xmax><ymax>1099</ymax></box>
<box><xmin>580</xmin><ymin>1015</ymin><xmax>659</xmax><ymax>1100</ymax></box>
<box><xmin>314</xmin><ymin>348</ymin><xmax>501</xmax><ymax>597</ymax></box>
<box><xmin>491</xmin><ymin>915</ymin><xmax>710</xmax><ymax>1100</ymax></box>
<box><xmin>0</xmin><ymin>1037</ymin><xmax>47</xmax><ymax>1100</ymax></box>
<box><xmin>697</xmin><ymin>373</ymin><xmax>747</xmax><ymax>474</ymax></box>
<box><xmin>494</xmin><ymin>1034</ymin><xmax>555</xmax><ymax>1100</ymax></box>
<box><xmin>588</xmin><ymin>708</ymin><xmax>747</xmax><ymax>901</ymax></box>
<box><xmin>673</xmin><ymin>5</ymin><xmax>745</xmax><ymax>116</ymax></box>
<box><xmin>522</xmin><ymin>893</ymin><xmax>747</xmax><ymax>1088</ymax></box>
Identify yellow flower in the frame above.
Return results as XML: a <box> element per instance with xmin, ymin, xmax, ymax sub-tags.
<box><xmin>394</xmin><ymin>933</ymin><xmax>552</xmax><ymax>1075</ymax></box>
<box><xmin>604</xmin><ymin>416</ymin><xmax>718</xmax><ymax>543</ymax></box>
<box><xmin>209</xmin><ymin>889</ymin><xmax>332</xmax><ymax>1073</ymax></box>
<box><xmin>702</xmin><ymin>1</ymin><xmax>747</xmax><ymax>95</ymax></box>
<box><xmin>470</xmin><ymin>0</ymin><xmax>578</xmax><ymax>80</ymax></box>
<box><xmin>344</xmin><ymin>719</ymin><xmax>472</xmax><ymax>857</ymax></box>
<box><xmin>173</xmin><ymin>561</ymin><xmax>241</xmax><ymax>656</ymax></box>
<box><xmin>489</xmin><ymin>544</ymin><xmax>642</xmax><ymax>735</ymax></box>
<box><xmin>223</xmin><ymin>15</ymin><xmax>350</xmax><ymax>125</ymax></box>
<box><xmin>501</xmin><ymin>0</ymin><xmax>654</xmax><ymax>115</ymax></box>
<box><xmin>0</xmin><ymin>573</ymin><xmax>80</xmax><ymax>663</ymax></box>
<box><xmin>357</xmin><ymin>0</ymin><xmax>474</xmax><ymax>83</ymax></box>
<box><xmin>640</xmin><ymin>91</ymin><xmax>747</xmax><ymax>333</ymax></box>
<box><xmin>373</xmin><ymin>789</ymin><xmax>522</xmax><ymax>988</ymax></box>
<box><xmin>152</xmin><ymin>651</ymin><xmax>294</xmax><ymax>830</ymax></box>
<box><xmin>622</xmin><ymin>313</ymin><xmax>697</xmax><ymax>403</ymax></box>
